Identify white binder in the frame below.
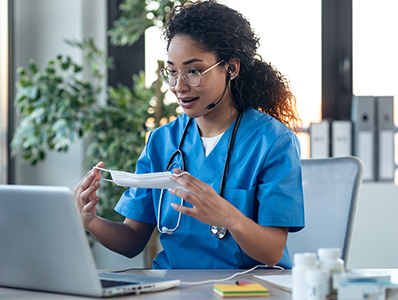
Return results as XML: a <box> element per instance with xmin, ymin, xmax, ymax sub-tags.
<box><xmin>351</xmin><ymin>96</ymin><xmax>376</xmax><ymax>181</ymax></box>
<box><xmin>376</xmin><ymin>96</ymin><xmax>395</xmax><ymax>181</ymax></box>
<box><xmin>331</xmin><ymin>120</ymin><xmax>352</xmax><ymax>157</ymax></box>
<box><xmin>310</xmin><ymin>120</ymin><xmax>330</xmax><ymax>158</ymax></box>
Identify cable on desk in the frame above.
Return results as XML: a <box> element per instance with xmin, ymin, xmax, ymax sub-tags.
<box><xmin>180</xmin><ymin>264</ymin><xmax>284</xmax><ymax>285</ymax></box>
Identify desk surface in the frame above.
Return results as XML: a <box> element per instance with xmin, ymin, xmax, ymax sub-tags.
<box><xmin>0</xmin><ymin>269</ymin><xmax>291</xmax><ymax>299</ymax></box>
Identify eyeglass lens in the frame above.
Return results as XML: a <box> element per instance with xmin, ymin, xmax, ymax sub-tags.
<box><xmin>161</xmin><ymin>69</ymin><xmax>201</xmax><ymax>87</ymax></box>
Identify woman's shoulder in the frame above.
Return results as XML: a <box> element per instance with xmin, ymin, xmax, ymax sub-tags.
<box><xmin>242</xmin><ymin>108</ymin><xmax>294</xmax><ymax>138</ymax></box>
<box><xmin>241</xmin><ymin>108</ymin><xmax>301</xmax><ymax>160</ymax></box>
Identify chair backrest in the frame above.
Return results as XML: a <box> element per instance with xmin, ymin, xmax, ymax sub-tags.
<box><xmin>287</xmin><ymin>156</ymin><xmax>364</xmax><ymax>264</ymax></box>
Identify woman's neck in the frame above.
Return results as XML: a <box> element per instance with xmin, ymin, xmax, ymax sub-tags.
<box><xmin>196</xmin><ymin>107</ymin><xmax>239</xmax><ymax>137</ymax></box>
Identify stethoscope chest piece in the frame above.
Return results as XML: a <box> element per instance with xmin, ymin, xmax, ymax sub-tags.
<box><xmin>210</xmin><ymin>225</ymin><xmax>227</xmax><ymax>239</ymax></box>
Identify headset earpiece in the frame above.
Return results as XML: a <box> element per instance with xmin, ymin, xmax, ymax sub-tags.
<box><xmin>227</xmin><ymin>65</ymin><xmax>237</xmax><ymax>80</ymax></box>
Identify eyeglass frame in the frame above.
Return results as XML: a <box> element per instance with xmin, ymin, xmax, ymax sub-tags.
<box><xmin>159</xmin><ymin>60</ymin><xmax>225</xmax><ymax>87</ymax></box>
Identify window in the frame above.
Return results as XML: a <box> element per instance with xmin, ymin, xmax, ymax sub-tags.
<box><xmin>353</xmin><ymin>0</ymin><xmax>398</xmax><ymax>179</ymax></box>
<box><xmin>353</xmin><ymin>0</ymin><xmax>398</xmax><ymax>120</ymax></box>
<box><xmin>0</xmin><ymin>0</ymin><xmax>10</xmax><ymax>184</ymax></box>
<box><xmin>226</xmin><ymin>0</ymin><xmax>322</xmax><ymax>158</ymax></box>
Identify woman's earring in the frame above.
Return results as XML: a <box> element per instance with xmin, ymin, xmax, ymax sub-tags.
<box><xmin>230</xmin><ymin>74</ymin><xmax>237</xmax><ymax>80</ymax></box>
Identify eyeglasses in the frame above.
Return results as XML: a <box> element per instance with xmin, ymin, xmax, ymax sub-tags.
<box><xmin>160</xmin><ymin>60</ymin><xmax>224</xmax><ymax>87</ymax></box>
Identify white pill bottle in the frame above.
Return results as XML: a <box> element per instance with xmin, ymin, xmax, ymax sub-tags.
<box><xmin>306</xmin><ymin>269</ymin><xmax>330</xmax><ymax>300</ymax></box>
<box><xmin>292</xmin><ymin>253</ymin><xmax>317</xmax><ymax>300</ymax></box>
<box><xmin>317</xmin><ymin>248</ymin><xmax>345</xmax><ymax>299</ymax></box>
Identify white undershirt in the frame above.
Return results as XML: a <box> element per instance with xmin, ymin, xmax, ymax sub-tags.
<box><xmin>201</xmin><ymin>132</ymin><xmax>224</xmax><ymax>157</ymax></box>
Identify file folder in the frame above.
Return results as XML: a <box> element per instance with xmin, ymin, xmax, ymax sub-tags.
<box><xmin>376</xmin><ymin>96</ymin><xmax>395</xmax><ymax>181</ymax></box>
<box><xmin>310</xmin><ymin>120</ymin><xmax>330</xmax><ymax>158</ymax></box>
<box><xmin>351</xmin><ymin>96</ymin><xmax>376</xmax><ymax>181</ymax></box>
<box><xmin>331</xmin><ymin>120</ymin><xmax>352</xmax><ymax>157</ymax></box>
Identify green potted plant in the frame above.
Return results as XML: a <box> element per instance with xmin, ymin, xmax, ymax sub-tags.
<box><xmin>11</xmin><ymin>39</ymin><xmax>105</xmax><ymax>166</ymax></box>
<box><xmin>12</xmin><ymin>39</ymin><xmax>178</xmax><ymax>219</ymax></box>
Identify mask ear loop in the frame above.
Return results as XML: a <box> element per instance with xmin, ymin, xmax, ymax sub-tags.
<box><xmin>92</xmin><ymin>166</ymin><xmax>115</xmax><ymax>183</ymax></box>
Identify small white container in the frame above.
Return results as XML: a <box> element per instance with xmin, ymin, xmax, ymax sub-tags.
<box><xmin>306</xmin><ymin>269</ymin><xmax>330</xmax><ymax>300</ymax></box>
<box><xmin>317</xmin><ymin>248</ymin><xmax>345</xmax><ymax>299</ymax></box>
<box><xmin>292</xmin><ymin>253</ymin><xmax>317</xmax><ymax>300</ymax></box>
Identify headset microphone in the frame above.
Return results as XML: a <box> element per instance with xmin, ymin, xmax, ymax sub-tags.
<box><xmin>206</xmin><ymin>99</ymin><xmax>222</xmax><ymax>110</ymax></box>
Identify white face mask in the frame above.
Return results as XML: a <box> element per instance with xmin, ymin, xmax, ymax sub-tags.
<box><xmin>93</xmin><ymin>167</ymin><xmax>188</xmax><ymax>191</ymax></box>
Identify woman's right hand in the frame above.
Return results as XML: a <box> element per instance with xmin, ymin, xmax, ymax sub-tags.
<box><xmin>74</xmin><ymin>161</ymin><xmax>103</xmax><ymax>230</ymax></box>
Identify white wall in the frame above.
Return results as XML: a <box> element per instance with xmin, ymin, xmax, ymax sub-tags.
<box><xmin>13</xmin><ymin>0</ymin><xmax>106</xmax><ymax>188</ymax></box>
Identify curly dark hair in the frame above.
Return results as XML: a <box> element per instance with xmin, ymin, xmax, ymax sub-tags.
<box><xmin>163</xmin><ymin>0</ymin><xmax>301</xmax><ymax>131</ymax></box>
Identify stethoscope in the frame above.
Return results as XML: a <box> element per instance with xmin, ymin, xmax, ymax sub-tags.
<box><xmin>157</xmin><ymin>112</ymin><xmax>243</xmax><ymax>239</ymax></box>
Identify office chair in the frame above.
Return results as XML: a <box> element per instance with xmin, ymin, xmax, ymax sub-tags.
<box><xmin>286</xmin><ymin>156</ymin><xmax>364</xmax><ymax>265</ymax></box>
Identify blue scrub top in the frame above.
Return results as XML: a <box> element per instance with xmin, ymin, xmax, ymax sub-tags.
<box><xmin>115</xmin><ymin>107</ymin><xmax>304</xmax><ymax>269</ymax></box>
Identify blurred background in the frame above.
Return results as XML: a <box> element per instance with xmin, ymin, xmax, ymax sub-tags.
<box><xmin>1</xmin><ymin>0</ymin><xmax>398</xmax><ymax>269</ymax></box>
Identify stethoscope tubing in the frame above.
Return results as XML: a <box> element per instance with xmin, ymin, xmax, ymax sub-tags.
<box><xmin>157</xmin><ymin>113</ymin><xmax>242</xmax><ymax>236</ymax></box>
<box><xmin>219</xmin><ymin>112</ymin><xmax>242</xmax><ymax>197</ymax></box>
<box><xmin>157</xmin><ymin>119</ymin><xmax>192</xmax><ymax>234</ymax></box>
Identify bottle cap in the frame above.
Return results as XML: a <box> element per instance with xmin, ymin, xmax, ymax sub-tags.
<box><xmin>318</xmin><ymin>248</ymin><xmax>341</xmax><ymax>258</ymax></box>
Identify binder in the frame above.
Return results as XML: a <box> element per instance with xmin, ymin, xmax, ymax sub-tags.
<box><xmin>376</xmin><ymin>96</ymin><xmax>395</xmax><ymax>181</ymax></box>
<box><xmin>310</xmin><ymin>120</ymin><xmax>330</xmax><ymax>158</ymax></box>
<box><xmin>351</xmin><ymin>96</ymin><xmax>376</xmax><ymax>181</ymax></box>
<box><xmin>331</xmin><ymin>120</ymin><xmax>352</xmax><ymax>157</ymax></box>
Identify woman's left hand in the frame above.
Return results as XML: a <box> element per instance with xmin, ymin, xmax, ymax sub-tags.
<box><xmin>169</xmin><ymin>168</ymin><xmax>288</xmax><ymax>267</ymax></box>
<box><xmin>168</xmin><ymin>168</ymin><xmax>240</xmax><ymax>228</ymax></box>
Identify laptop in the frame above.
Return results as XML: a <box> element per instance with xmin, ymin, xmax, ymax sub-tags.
<box><xmin>0</xmin><ymin>184</ymin><xmax>180</xmax><ymax>297</ymax></box>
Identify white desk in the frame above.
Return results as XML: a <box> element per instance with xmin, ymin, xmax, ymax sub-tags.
<box><xmin>0</xmin><ymin>269</ymin><xmax>291</xmax><ymax>299</ymax></box>
<box><xmin>3</xmin><ymin>269</ymin><xmax>398</xmax><ymax>299</ymax></box>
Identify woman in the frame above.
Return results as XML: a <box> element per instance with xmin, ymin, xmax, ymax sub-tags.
<box><xmin>74</xmin><ymin>0</ymin><xmax>304</xmax><ymax>269</ymax></box>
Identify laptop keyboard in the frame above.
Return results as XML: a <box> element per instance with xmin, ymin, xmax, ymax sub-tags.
<box><xmin>101</xmin><ymin>279</ymin><xmax>139</xmax><ymax>288</ymax></box>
